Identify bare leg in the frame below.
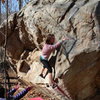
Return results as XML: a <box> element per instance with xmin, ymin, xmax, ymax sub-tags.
<box><xmin>48</xmin><ymin>73</ymin><xmax>55</xmax><ymax>84</ymax></box>
<box><xmin>40</xmin><ymin>68</ymin><xmax>48</xmax><ymax>78</ymax></box>
<box><xmin>40</xmin><ymin>68</ymin><xmax>45</xmax><ymax>75</ymax></box>
<box><xmin>39</xmin><ymin>68</ymin><xmax>45</xmax><ymax>78</ymax></box>
<box><xmin>47</xmin><ymin>73</ymin><xmax>57</xmax><ymax>88</ymax></box>
<box><xmin>43</xmin><ymin>68</ymin><xmax>48</xmax><ymax>78</ymax></box>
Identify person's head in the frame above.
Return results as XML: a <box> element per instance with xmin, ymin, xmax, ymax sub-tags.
<box><xmin>45</xmin><ymin>34</ymin><xmax>55</xmax><ymax>44</ymax></box>
<box><xmin>0</xmin><ymin>86</ymin><xmax>5</xmax><ymax>98</ymax></box>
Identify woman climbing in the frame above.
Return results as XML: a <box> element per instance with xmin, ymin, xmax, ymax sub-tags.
<box><xmin>39</xmin><ymin>34</ymin><xmax>68</xmax><ymax>88</ymax></box>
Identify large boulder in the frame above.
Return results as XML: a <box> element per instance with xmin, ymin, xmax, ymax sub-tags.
<box><xmin>0</xmin><ymin>0</ymin><xmax>100</xmax><ymax>100</ymax></box>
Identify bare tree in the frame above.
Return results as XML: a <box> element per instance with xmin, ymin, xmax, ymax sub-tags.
<box><xmin>0</xmin><ymin>0</ymin><xmax>30</xmax><ymax>23</ymax></box>
<box><xmin>0</xmin><ymin>0</ymin><xmax>1</xmax><ymax>24</ymax></box>
<box><xmin>24</xmin><ymin>0</ymin><xmax>30</xmax><ymax>4</ymax></box>
<box><xmin>18</xmin><ymin>0</ymin><xmax>23</xmax><ymax>10</ymax></box>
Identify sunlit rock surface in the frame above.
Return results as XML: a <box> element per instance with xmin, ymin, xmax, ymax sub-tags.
<box><xmin>0</xmin><ymin>0</ymin><xmax>100</xmax><ymax>100</ymax></box>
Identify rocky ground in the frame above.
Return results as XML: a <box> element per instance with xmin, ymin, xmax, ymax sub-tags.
<box><xmin>0</xmin><ymin>69</ymin><xmax>100</xmax><ymax>100</ymax></box>
<box><xmin>14</xmin><ymin>79</ymin><xmax>60</xmax><ymax>100</ymax></box>
<box><xmin>10</xmin><ymin>78</ymin><xmax>100</xmax><ymax>100</ymax></box>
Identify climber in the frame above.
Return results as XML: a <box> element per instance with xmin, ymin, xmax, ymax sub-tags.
<box><xmin>39</xmin><ymin>34</ymin><xmax>69</xmax><ymax>88</ymax></box>
<box><xmin>0</xmin><ymin>84</ymin><xmax>33</xmax><ymax>100</ymax></box>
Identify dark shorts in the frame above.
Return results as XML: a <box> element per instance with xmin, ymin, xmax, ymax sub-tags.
<box><xmin>40</xmin><ymin>56</ymin><xmax>52</xmax><ymax>73</ymax></box>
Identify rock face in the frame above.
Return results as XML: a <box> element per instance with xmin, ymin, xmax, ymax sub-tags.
<box><xmin>0</xmin><ymin>0</ymin><xmax>100</xmax><ymax>100</ymax></box>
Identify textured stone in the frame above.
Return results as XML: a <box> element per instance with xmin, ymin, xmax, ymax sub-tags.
<box><xmin>0</xmin><ymin>0</ymin><xmax>100</xmax><ymax>100</ymax></box>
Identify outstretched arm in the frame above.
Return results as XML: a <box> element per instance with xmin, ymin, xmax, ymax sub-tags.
<box><xmin>8</xmin><ymin>85</ymin><xmax>19</xmax><ymax>95</ymax></box>
<box><xmin>50</xmin><ymin>37</ymin><xmax>69</xmax><ymax>50</ymax></box>
<box><xmin>13</xmin><ymin>86</ymin><xmax>33</xmax><ymax>100</ymax></box>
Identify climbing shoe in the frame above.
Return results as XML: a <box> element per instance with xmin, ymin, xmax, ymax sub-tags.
<box><xmin>39</xmin><ymin>74</ymin><xmax>45</xmax><ymax>79</ymax></box>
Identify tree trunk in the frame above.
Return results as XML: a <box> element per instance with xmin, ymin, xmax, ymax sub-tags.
<box><xmin>18</xmin><ymin>0</ymin><xmax>23</xmax><ymax>10</ymax></box>
<box><xmin>0</xmin><ymin>0</ymin><xmax>1</xmax><ymax>24</ymax></box>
